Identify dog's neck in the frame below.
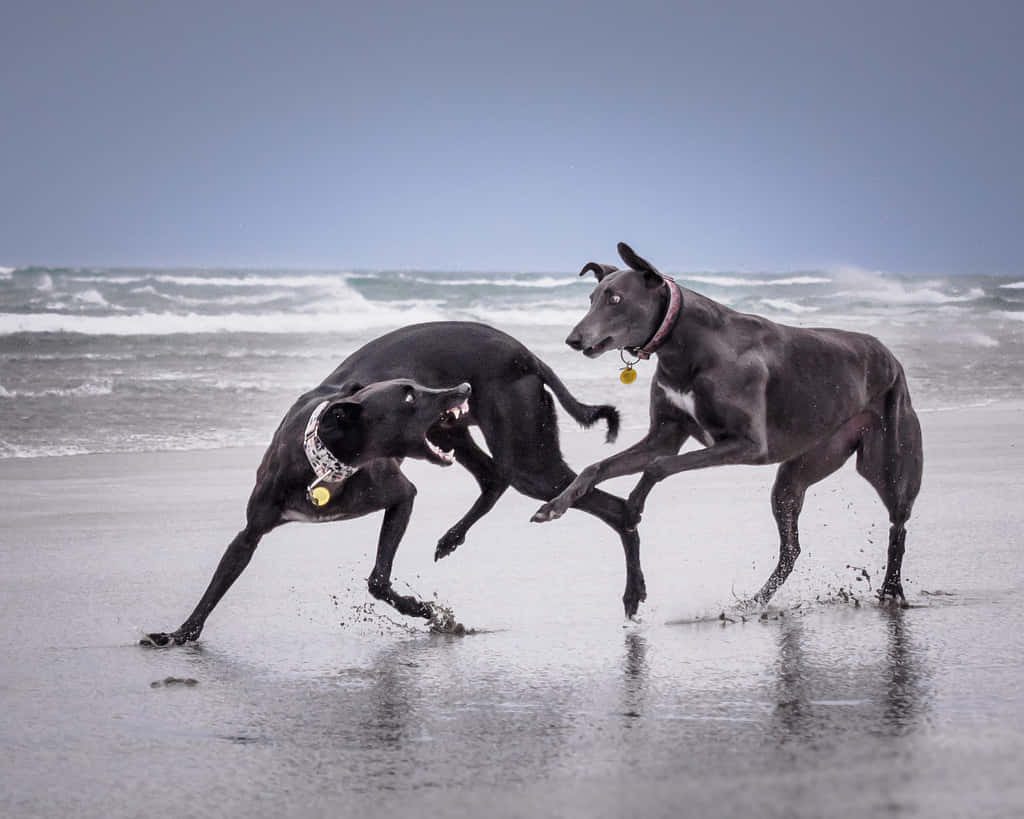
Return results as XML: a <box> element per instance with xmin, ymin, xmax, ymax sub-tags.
<box><xmin>304</xmin><ymin>400</ymin><xmax>360</xmax><ymax>489</ymax></box>
<box><xmin>629</xmin><ymin>277</ymin><xmax>682</xmax><ymax>360</ymax></box>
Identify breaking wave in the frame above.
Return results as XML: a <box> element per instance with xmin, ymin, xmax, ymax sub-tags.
<box><xmin>0</xmin><ymin>305</ymin><xmax>445</xmax><ymax>335</ymax></box>
<box><xmin>68</xmin><ymin>272</ymin><xmax>355</xmax><ymax>288</ymax></box>
<box><xmin>681</xmin><ymin>274</ymin><xmax>832</xmax><ymax>287</ymax></box>
<box><xmin>403</xmin><ymin>274</ymin><xmax>582</xmax><ymax>288</ymax></box>
<box><xmin>829</xmin><ymin>266</ymin><xmax>986</xmax><ymax>305</ymax></box>
<box><xmin>758</xmin><ymin>298</ymin><xmax>820</xmax><ymax>314</ymax></box>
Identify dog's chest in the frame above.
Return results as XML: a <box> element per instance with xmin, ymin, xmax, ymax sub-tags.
<box><xmin>658</xmin><ymin>382</ymin><xmax>715</xmax><ymax>446</ymax></box>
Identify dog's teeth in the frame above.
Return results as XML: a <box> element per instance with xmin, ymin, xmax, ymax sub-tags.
<box><xmin>426</xmin><ymin>438</ymin><xmax>456</xmax><ymax>464</ymax></box>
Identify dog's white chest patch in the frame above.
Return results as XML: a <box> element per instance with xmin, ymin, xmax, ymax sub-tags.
<box><xmin>658</xmin><ymin>382</ymin><xmax>715</xmax><ymax>446</ymax></box>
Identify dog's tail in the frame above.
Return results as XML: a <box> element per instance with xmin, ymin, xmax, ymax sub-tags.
<box><xmin>530</xmin><ymin>356</ymin><xmax>620</xmax><ymax>443</ymax></box>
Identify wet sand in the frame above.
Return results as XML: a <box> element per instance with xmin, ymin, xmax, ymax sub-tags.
<box><xmin>1</xmin><ymin>403</ymin><xmax>1023</xmax><ymax>818</ymax></box>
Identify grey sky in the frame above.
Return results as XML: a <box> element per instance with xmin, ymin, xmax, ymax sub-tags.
<box><xmin>1</xmin><ymin>1</ymin><xmax>1021</xmax><ymax>273</ymax></box>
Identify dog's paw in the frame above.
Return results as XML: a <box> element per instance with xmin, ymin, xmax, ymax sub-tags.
<box><xmin>622</xmin><ymin>590</ymin><xmax>647</xmax><ymax>619</ymax></box>
<box><xmin>531</xmin><ymin>502</ymin><xmax>565</xmax><ymax>523</ymax></box>
<box><xmin>876</xmin><ymin>585</ymin><xmax>909</xmax><ymax>609</ymax></box>
<box><xmin>140</xmin><ymin>631</ymin><xmax>173</xmax><ymax>648</ymax></box>
<box><xmin>140</xmin><ymin>628</ymin><xmax>198</xmax><ymax>647</ymax></box>
<box><xmin>435</xmin><ymin>529</ymin><xmax>465</xmax><ymax>561</ymax></box>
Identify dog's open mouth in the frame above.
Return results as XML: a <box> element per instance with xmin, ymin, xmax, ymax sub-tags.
<box><xmin>440</xmin><ymin>399</ymin><xmax>470</xmax><ymax>426</ymax></box>
<box><xmin>425</xmin><ymin>437</ymin><xmax>455</xmax><ymax>465</ymax></box>
<box><xmin>424</xmin><ymin>398</ymin><xmax>470</xmax><ymax>465</ymax></box>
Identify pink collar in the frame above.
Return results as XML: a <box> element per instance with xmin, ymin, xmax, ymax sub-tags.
<box><xmin>632</xmin><ymin>276</ymin><xmax>682</xmax><ymax>360</ymax></box>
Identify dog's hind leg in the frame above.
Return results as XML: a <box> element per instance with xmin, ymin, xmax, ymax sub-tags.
<box><xmin>486</xmin><ymin>378</ymin><xmax>647</xmax><ymax>617</ymax></box>
<box><xmin>142</xmin><ymin>490</ymin><xmax>283</xmax><ymax>646</ymax></box>
<box><xmin>366</xmin><ymin>472</ymin><xmax>433</xmax><ymax>619</ymax></box>
<box><xmin>431</xmin><ymin>427</ymin><xmax>510</xmax><ymax>561</ymax></box>
<box><xmin>856</xmin><ymin>385</ymin><xmax>923</xmax><ymax>606</ymax></box>
<box><xmin>752</xmin><ymin>413</ymin><xmax>872</xmax><ymax>607</ymax></box>
<box><xmin>576</xmin><ymin>491</ymin><xmax>647</xmax><ymax>618</ymax></box>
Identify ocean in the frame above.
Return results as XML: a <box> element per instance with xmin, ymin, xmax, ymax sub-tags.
<box><xmin>1</xmin><ymin>263</ymin><xmax>1022</xmax><ymax>459</ymax></box>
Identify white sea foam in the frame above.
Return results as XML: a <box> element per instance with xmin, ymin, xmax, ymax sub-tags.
<box><xmin>999</xmin><ymin>281</ymin><xmax>1024</xmax><ymax>290</ymax></box>
<box><xmin>0</xmin><ymin>266</ymin><xmax>13</xmax><ymax>278</ymax></box>
<box><xmin>208</xmin><ymin>378</ymin><xmax>279</xmax><ymax>392</ymax></box>
<box><xmin>0</xmin><ymin>304</ymin><xmax>445</xmax><ymax>335</ymax></box>
<box><xmin>72</xmin><ymin>288</ymin><xmax>111</xmax><ymax>307</ymax></box>
<box><xmin>758</xmin><ymin>298</ymin><xmax>820</xmax><ymax>314</ymax></box>
<box><xmin>681</xmin><ymin>274</ymin><xmax>831</xmax><ymax>287</ymax></box>
<box><xmin>462</xmin><ymin>306</ymin><xmax>591</xmax><ymax>326</ymax></box>
<box><xmin>71</xmin><ymin>272</ymin><xmax>354</xmax><ymax>288</ymax></box>
<box><xmin>137</xmin><ymin>288</ymin><xmax>296</xmax><ymax>307</ymax></box>
<box><xmin>0</xmin><ymin>428</ymin><xmax>267</xmax><ymax>459</ymax></box>
<box><xmin>917</xmin><ymin>398</ymin><xmax>998</xmax><ymax>414</ymax></box>
<box><xmin>407</xmin><ymin>275</ymin><xmax>581</xmax><ymax>288</ymax></box>
<box><xmin>0</xmin><ymin>351</ymin><xmax>140</xmax><ymax>362</ymax></box>
<box><xmin>828</xmin><ymin>266</ymin><xmax>988</xmax><ymax>305</ymax></box>
<box><xmin>0</xmin><ymin>440</ymin><xmax>97</xmax><ymax>458</ymax></box>
<box><xmin>962</xmin><ymin>332</ymin><xmax>1000</xmax><ymax>348</ymax></box>
<box><xmin>0</xmin><ymin>379</ymin><xmax>114</xmax><ymax>398</ymax></box>
<box><xmin>996</xmin><ymin>311</ymin><xmax>1024</xmax><ymax>321</ymax></box>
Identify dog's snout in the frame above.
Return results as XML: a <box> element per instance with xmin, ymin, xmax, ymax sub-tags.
<box><xmin>458</xmin><ymin>382</ymin><xmax>472</xmax><ymax>395</ymax></box>
<box><xmin>565</xmin><ymin>331</ymin><xmax>583</xmax><ymax>350</ymax></box>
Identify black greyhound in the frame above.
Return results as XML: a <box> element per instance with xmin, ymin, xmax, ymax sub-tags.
<box><xmin>533</xmin><ymin>243</ymin><xmax>923</xmax><ymax>607</ymax></box>
<box><xmin>144</xmin><ymin>322</ymin><xmax>642</xmax><ymax>646</ymax></box>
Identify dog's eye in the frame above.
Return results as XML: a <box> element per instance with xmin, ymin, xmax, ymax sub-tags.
<box><xmin>608</xmin><ymin>293</ymin><xmax>622</xmax><ymax>305</ymax></box>
<box><xmin>404</xmin><ymin>392</ymin><xmax>415</xmax><ymax>404</ymax></box>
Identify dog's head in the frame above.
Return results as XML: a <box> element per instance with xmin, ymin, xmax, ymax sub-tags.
<box><xmin>565</xmin><ymin>242</ymin><xmax>673</xmax><ymax>357</ymax></box>
<box><xmin>316</xmin><ymin>379</ymin><xmax>471</xmax><ymax>467</ymax></box>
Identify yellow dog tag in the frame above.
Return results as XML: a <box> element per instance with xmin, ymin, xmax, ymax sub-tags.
<box><xmin>310</xmin><ymin>485</ymin><xmax>331</xmax><ymax>506</ymax></box>
<box><xmin>619</xmin><ymin>350</ymin><xmax>640</xmax><ymax>384</ymax></box>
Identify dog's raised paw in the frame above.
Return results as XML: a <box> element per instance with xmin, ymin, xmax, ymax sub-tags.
<box><xmin>530</xmin><ymin>504</ymin><xmax>563</xmax><ymax>523</ymax></box>
<box><xmin>139</xmin><ymin>632</ymin><xmax>172</xmax><ymax>648</ymax></box>
<box><xmin>434</xmin><ymin>530</ymin><xmax>464</xmax><ymax>561</ymax></box>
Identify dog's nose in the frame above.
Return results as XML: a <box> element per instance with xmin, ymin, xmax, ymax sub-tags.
<box><xmin>565</xmin><ymin>332</ymin><xmax>583</xmax><ymax>350</ymax></box>
<box><xmin>458</xmin><ymin>382</ymin><xmax>471</xmax><ymax>395</ymax></box>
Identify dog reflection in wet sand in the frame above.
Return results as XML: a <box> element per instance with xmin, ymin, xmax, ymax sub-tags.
<box><xmin>533</xmin><ymin>243</ymin><xmax>923</xmax><ymax>608</ymax></box>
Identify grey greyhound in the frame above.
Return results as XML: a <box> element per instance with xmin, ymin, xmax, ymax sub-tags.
<box><xmin>532</xmin><ymin>243</ymin><xmax>923</xmax><ymax>607</ymax></box>
<box><xmin>144</xmin><ymin>322</ymin><xmax>641</xmax><ymax>646</ymax></box>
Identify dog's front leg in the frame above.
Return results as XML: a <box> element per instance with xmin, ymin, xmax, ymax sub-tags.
<box><xmin>626</xmin><ymin>438</ymin><xmax>768</xmax><ymax>521</ymax></box>
<box><xmin>367</xmin><ymin>482</ymin><xmax>433</xmax><ymax>620</ymax></box>
<box><xmin>531</xmin><ymin>422</ymin><xmax>687</xmax><ymax>523</ymax></box>
<box><xmin>141</xmin><ymin>488</ymin><xmax>283</xmax><ymax>647</ymax></box>
<box><xmin>142</xmin><ymin>516</ymin><xmax>274</xmax><ymax>646</ymax></box>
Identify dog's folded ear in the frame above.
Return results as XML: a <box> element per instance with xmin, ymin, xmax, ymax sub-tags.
<box><xmin>617</xmin><ymin>243</ymin><xmax>662</xmax><ymax>277</ymax></box>
<box><xmin>328</xmin><ymin>400</ymin><xmax>362</xmax><ymax>426</ymax></box>
<box><xmin>579</xmin><ymin>262</ymin><xmax>618</xmax><ymax>282</ymax></box>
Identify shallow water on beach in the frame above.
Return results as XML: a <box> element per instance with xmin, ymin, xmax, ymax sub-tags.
<box><xmin>9</xmin><ymin>599</ymin><xmax>1024</xmax><ymax>819</ymax></box>
<box><xmin>2</xmin><ymin>407</ymin><xmax>1023</xmax><ymax>818</ymax></box>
